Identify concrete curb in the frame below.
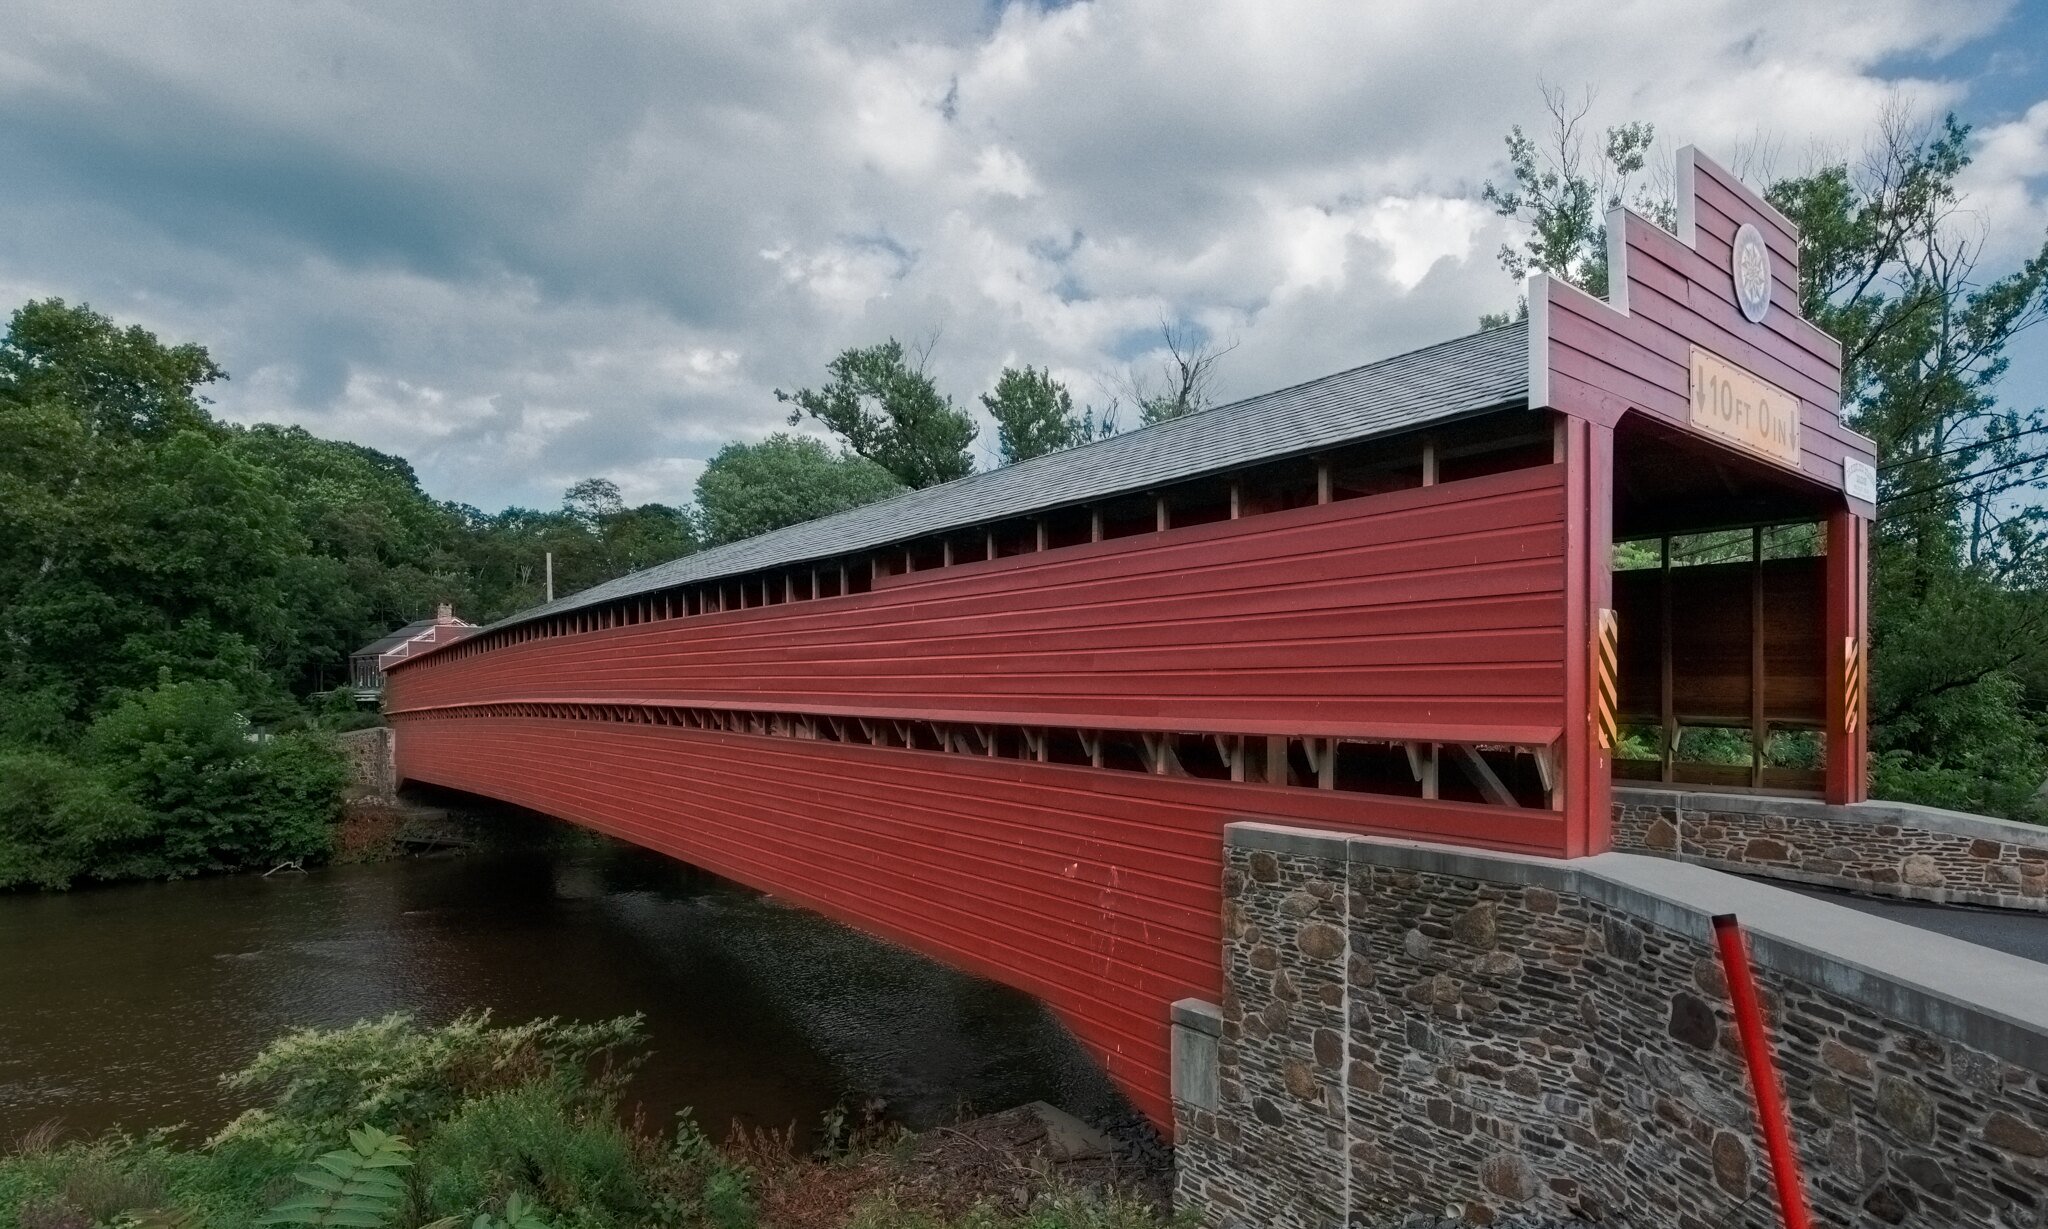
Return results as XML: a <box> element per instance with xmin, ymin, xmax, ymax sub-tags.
<box><xmin>1614</xmin><ymin>786</ymin><xmax>2048</xmax><ymax>849</ymax></box>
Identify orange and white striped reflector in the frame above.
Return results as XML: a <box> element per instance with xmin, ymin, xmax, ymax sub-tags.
<box><xmin>1593</xmin><ymin>608</ymin><xmax>1620</xmax><ymax>751</ymax></box>
<box><xmin>1843</xmin><ymin>636</ymin><xmax>1862</xmax><ymax>735</ymax></box>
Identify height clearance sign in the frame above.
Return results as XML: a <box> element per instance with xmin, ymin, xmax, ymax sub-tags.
<box><xmin>1689</xmin><ymin>346</ymin><xmax>1801</xmax><ymax>468</ymax></box>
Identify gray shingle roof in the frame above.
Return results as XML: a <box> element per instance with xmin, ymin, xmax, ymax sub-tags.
<box><xmin>492</xmin><ymin>322</ymin><xmax>1528</xmax><ymax>632</ymax></box>
<box><xmin>352</xmin><ymin>618</ymin><xmax>439</xmax><ymax>658</ymax></box>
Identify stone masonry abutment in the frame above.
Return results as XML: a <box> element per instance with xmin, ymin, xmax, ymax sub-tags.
<box><xmin>1172</xmin><ymin>824</ymin><xmax>2048</xmax><ymax>1228</ymax></box>
<box><xmin>1615</xmin><ymin>787</ymin><xmax>2048</xmax><ymax>912</ymax></box>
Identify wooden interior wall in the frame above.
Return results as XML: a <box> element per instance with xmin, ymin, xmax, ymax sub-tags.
<box><xmin>1613</xmin><ymin>557</ymin><xmax>1826</xmax><ymax>726</ymax></box>
<box><xmin>388</xmin><ymin>464</ymin><xmax>1570</xmax><ymax>748</ymax></box>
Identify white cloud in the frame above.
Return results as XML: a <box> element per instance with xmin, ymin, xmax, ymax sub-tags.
<box><xmin>0</xmin><ymin>0</ymin><xmax>2039</xmax><ymax>513</ymax></box>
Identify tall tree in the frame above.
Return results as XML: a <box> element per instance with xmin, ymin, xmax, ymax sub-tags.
<box><xmin>1119</xmin><ymin>322</ymin><xmax>1236</xmax><ymax>425</ymax></box>
<box><xmin>693</xmin><ymin>434</ymin><xmax>902</xmax><ymax>545</ymax></box>
<box><xmin>1768</xmin><ymin>111</ymin><xmax>2048</xmax><ymax>812</ymax></box>
<box><xmin>562</xmin><ymin>477</ymin><xmax>625</xmax><ymax>528</ymax></box>
<box><xmin>1480</xmin><ymin>85</ymin><xmax>1657</xmax><ymax>317</ymax></box>
<box><xmin>980</xmin><ymin>366</ymin><xmax>1110</xmax><ymax>463</ymax></box>
<box><xmin>0</xmin><ymin>298</ymin><xmax>223</xmax><ymax>439</ymax></box>
<box><xmin>777</xmin><ymin>340</ymin><xmax>978</xmax><ymax>488</ymax></box>
<box><xmin>0</xmin><ymin>301</ymin><xmax>296</xmax><ymax>721</ymax></box>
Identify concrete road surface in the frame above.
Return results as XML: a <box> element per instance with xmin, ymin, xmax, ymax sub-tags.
<box><xmin>1783</xmin><ymin>883</ymin><xmax>2048</xmax><ymax>965</ymax></box>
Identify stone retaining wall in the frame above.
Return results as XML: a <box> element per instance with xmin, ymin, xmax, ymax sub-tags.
<box><xmin>1173</xmin><ymin>826</ymin><xmax>2048</xmax><ymax>1228</ymax></box>
<box><xmin>1615</xmin><ymin>788</ymin><xmax>2048</xmax><ymax>912</ymax></box>
<box><xmin>335</xmin><ymin>726</ymin><xmax>397</xmax><ymax>805</ymax></box>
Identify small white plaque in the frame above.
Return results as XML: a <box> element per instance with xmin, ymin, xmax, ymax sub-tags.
<box><xmin>1844</xmin><ymin>457</ymin><xmax>1877</xmax><ymax>504</ymax></box>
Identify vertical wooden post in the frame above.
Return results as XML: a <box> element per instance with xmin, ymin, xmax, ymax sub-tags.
<box><xmin>1155</xmin><ymin>496</ymin><xmax>1170</xmax><ymax>532</ymax></box>
<box><xmin>1316</xmin><ymin>459</ymin><xmax>1332</xmax><ymax>504</ymax></box>
<box><xmin>1265</xmin><ymin>735</ymin><xmax>1289</xmax><ymax>785</ymax></box>
<box><xmin>1229</xmin><ymin>479</ymin><xmax>1242</xmax><ymax>519</ymax></box>
<box><xmin>1421</xmin><ymin>437</ymin><xmax>1438</xmax><ymax>486</ymax></box>
<box><xmin>1560</xmin><ymin>417</ymin><xmax>1614</xmax><ymax>856</ymax></box>
<box><xmin>1660</xmin><ymin>535</ymin><xmax>1676</xmax><ymax>782</ymax></box>
<box><xmin>1825</xmin><ymin>505</ymin><xmax>1869</xmax><ymax>804</ymax></box>
<box><xmin>1751</xmin><ymin>526</ymin><xmax>1767</xmax><ymax>789</ymax></box>
<box><xmin>1090</xmin><ymin>507</ymin><xmax>1104</xmax><ymax>542</ymax></box>
<box><xmin>1035</xmin><ymin>518</ymin><xmax>1049</xmax><ymax>551</ymax></box>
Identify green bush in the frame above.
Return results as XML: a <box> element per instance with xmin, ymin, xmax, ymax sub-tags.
<box><xmin>0</xmin><ymin>750</ymin><xmax>149</xmax><ymax>888</ymax></box>
<box><xmin>83</xmin><ymin>679</ymin><xmax>346</xmax><ymax>875</ymax></box>
<box><xmin>0</xmin><ymin>1133</ymin><xmax>264</xmax><ymax>1229</ymax></box>
<box><xmin>257</xmin><ymin>1125</ymin><xmax>415</xmax><ymax>1229</ymax></box>
<box><xmin>0</xmin><ymin>679</ymin><xmax>351</xmax><ymax>888</ymax></box>
<box><xmin>214</xmin><ymin>1012</ymin><xmax>645</xmax><ymax>1156</ymax></box>
<box><xmin>416</xmin><ymin>1085</ymin><xmax>641</xmax><ymax>1225</ymax></box>
<box><xmin>1871</xmin><ymin>674</ymin><xmax>2048</xmax><ymax>821</ymax></box>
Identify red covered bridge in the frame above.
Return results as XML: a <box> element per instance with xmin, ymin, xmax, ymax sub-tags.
<box><xmin>383</xmin><ymin>149</ymin><xmax>1874</xmax><ymax>1128</ymax></box>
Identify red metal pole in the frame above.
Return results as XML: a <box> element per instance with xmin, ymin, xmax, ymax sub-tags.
<box><xmin>1712</xmin><ymin>913</ymin><xmax>1812</xmax><ymax>1229</ymax></box>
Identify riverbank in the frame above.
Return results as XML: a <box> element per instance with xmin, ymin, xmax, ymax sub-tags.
<box><xmin>2</xmin><ymin>835</ymin><xmax>1143</xmax><ymax>1155</ymax></box>
<box><xmin>0</xmin><ymin>1014</ymin><xmax>1175</xmax><ymax>1229</ymax></box>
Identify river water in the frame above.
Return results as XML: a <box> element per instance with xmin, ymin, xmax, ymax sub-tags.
<box><xmin>0</xmin><ymin>826</ymin><xmax>1123</xmax><ymax>1144</ymax></box>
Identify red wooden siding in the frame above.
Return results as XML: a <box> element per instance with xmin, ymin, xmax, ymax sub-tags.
<box><xmin>1533</xmin><ymin>150</ymin><xmax>1871</xmax><ymax>497</ymax></box>
<box><xmin>389</xmin><ymin>714</ymin><xmax>1565</xmax><ymax>1127</ymax></box>
<box><xmin>390</xmin><ymin>465</ymin><xmax>1569</xmax><ymax>747</ymax></box>
<box><xmin>385</xmin><ymin>462</ymin><xmax>1572</xmax><ymax>1125</ymax></box>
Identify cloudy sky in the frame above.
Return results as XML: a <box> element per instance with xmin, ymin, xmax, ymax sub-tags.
<box><xmin>4</xmin><ymin>0</ymin><xmax>2045</xmax><ymax>511</ymax></box>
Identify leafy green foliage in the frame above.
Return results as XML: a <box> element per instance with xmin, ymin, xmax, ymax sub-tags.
<box><xmin>778</xmin><ymin>341</ymin><xmax>978</xmax><ymax>488</ymax></box>
<box><xmin>417</xmin><ymin>1084</ymin><xmax>640</xmax><ymax>1224</ymax></box>
<box><xmin>1481</xmin><ymin>85</ymin><xmax>1657</xmax><ymax>314</ymax></box>
<box><xmin>693</xmin><ymin>435</ymin><xmax>903</xmax><ymax>545</ymax></box>
<box><xmin>0</xmin><ymin>298</ymin><xmax>712</xmax><ymax>887</ymax></box>
<box><xmin>83</xmin><ymin>680</ymin><xmax>347</xmax><ymax>873</ymax></box>
<box><xmin>980</xmin><ymin>368</ymin><xmax>1109</xmax><ymax>465</ymax></box>
<box><xmin>432</xmin><ymin>1190</ymin><xmax>552</xmax><ymax>1229</ymax></box>
<box><xmin>0</xmin><ymin>679</ymin><xmax>347</xmax><ymax>888</ymax></box>
<box><xmin>257</xmin><ymin>1126</ymin><xmax>415</xmax><ymax>1229</ymax></box>
<box><xmin>214</xmin><ymin>1012</ymin><xmax>645</xmax><ymax>1155</ymax></box>
<box><xmin>1767</xmin><ymin>113</ymin><xmax>2048</xmax><ymax>819</ymax></box>
<box><xmin>1</xmin><ymin>1013</ymin><xmax>1177</xmax><ymax>1229</ymax></box>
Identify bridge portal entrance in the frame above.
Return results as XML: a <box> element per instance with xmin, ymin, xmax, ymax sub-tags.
<box><xmin>1607</xmin><ymin>414</ymin><xmax>1867</xmax><ymax>802</ymax></box>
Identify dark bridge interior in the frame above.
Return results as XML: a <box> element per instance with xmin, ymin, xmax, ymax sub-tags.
<box><xmin>1610</xmin><ymin>416</ymin><xmax>1843</xmax><ymax>793</ymax></box>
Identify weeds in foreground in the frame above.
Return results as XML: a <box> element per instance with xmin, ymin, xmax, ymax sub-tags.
<box><xmin>0</xmin><ymin>1015</ymin><xmax>1177</xmax><ymax>1229</ymax></box>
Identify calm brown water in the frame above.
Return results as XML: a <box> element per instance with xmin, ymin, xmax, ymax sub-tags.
<box><xmin>0</xmin><ymin>830</ymin><xmax>1121</xmax><ymax>1143</ymax></box>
